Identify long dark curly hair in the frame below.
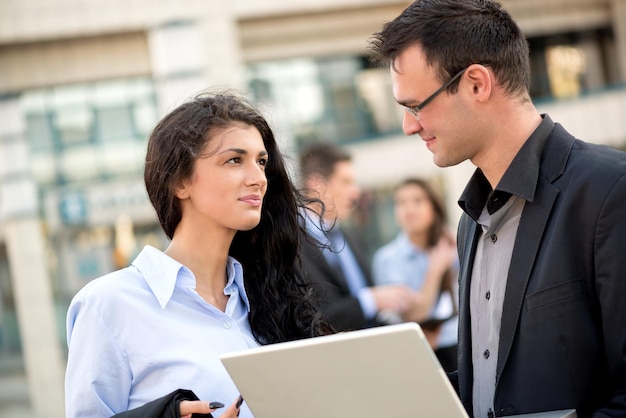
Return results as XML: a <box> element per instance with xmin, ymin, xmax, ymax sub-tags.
<box><xmin>144</xmin><ymin>91</ymin><xmax>333</xmax><ymax>343</ymax></box>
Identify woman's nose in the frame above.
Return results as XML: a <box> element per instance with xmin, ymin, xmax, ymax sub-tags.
<box><xmin>248</xmin><ymin>163</ymin><xmax>268</xmax><ymax>187</ymax></box>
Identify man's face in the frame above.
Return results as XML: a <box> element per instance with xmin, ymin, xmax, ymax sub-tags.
<box><xmin>390</xmin><ymin>44</ymin><xmax>480</xmax><ymax>168</ymax></box>
<box><xmin>321</xmin><ymin>160</ymin><xmax>361</xmax><ymax>222</ymax></box>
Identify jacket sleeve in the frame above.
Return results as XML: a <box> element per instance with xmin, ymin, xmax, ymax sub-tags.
<box><xmin>592</xmin><ymin>173</ymin><xmax>626</xmax><ymax>416</ymax></box>
<box><xmin>110</xmin><ymin>389</ymin><xmax>212</xmax><ymax>418</ymax></box>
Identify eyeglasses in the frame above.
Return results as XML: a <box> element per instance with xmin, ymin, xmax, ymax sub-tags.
<box><xmin>402</xmin><ymin>66</ymin><xmax>468</xmax><ymax>119</ymax></box>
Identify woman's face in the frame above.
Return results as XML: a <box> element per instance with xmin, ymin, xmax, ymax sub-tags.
<box><xmin>176</xmin><ymin>124</ymin><xmax>269</xmax><ymax>234</ymax></box>
<box><xmin>394</xmin><ymin>183</ymin><xmax>435</xmax><ymax>236</ymax></box>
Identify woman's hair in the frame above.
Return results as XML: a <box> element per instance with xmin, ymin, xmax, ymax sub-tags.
<box><xmin>395</xmin><ymin>177</ymin><xmax>447</xmax><ymax>249</ymax></box>
<box><xmin>144</xmin><ymin>91</ymin><xmax>333</xmax><ymax>343</ymax></box>
<box><xmin>368</xmin><ymin>0</ymin><xmax>530</xmax><ymax>99</ymax></box>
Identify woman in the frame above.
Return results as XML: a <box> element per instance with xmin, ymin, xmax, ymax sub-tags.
<box><xmin>372</xmin><ymin>178</ymin><xmax>458</xmax><ymax>371</ymax></box>
<box><xmin>65</xmin><ymin>92</ymin><xmax>332</xmax><ymax>417</ymax></box>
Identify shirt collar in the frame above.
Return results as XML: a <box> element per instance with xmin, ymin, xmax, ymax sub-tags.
<box><xmin>396</xmin><ymin>233</ymin><xmax>426</xmax><ymax>258</ymax></box>
<box><xmin>302</xmin><ymin>209</ymin><xmax>334</xmax><ymax>244</ymax></box>
<box><xmin>132</xmin><ymin>245</ymin><xmax>251</xmax><ymax>311</ymax></box>
<box><xmin>458</xmin><ymin>114</ymin><xmax>555</xmax><ymax>220</ymax></box>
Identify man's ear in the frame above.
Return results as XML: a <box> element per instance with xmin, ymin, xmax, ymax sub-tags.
<box><xmin>465</xmin><ymin>64</ymin><xmax>492</xmax><ymax>102</ymax></box>
<box><xmin>304</xmin><ymin>174</ymin><xmax>327</xmax><ymax>192</ymax></box>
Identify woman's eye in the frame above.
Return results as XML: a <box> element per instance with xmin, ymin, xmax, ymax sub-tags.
<box><xmin>258</xmin><ymin>158</ymin><xmax>268</xmax><ymax>167</ymax></box>
<box><xmin>227</xmin><ymin>157</ymin><xmax>241</xmax><ymax>164</ymax></box>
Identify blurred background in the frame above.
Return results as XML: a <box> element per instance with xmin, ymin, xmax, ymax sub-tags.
<box><xmin>1</xmin><ymin>0</ymin><xmax>625</xmax><ymax>416</ymax></box>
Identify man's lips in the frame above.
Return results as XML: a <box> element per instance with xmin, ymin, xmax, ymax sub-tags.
<box><xmin>422</xmin><ymin>136</ymin><xmax>435</xmax><ymax>149</ymax></box>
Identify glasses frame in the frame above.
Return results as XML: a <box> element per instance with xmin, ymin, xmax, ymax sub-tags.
<box><xmin>402</xmin><ymin>66</ymin><xmax>468</xmax><ymax>119</ymax></box>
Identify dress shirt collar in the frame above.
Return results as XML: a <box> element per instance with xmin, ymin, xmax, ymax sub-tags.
<box><xmin>458</xmin><ymin>114</ymin><xmax>555</xmax><ymax>220</ymax></box>
<box><xmin>132</xmin><ymin>245</ymin><xmax>250</xmax><ymax>311</ymax></box>
<box><xmin>396</xmin><ymin>233</ymin><xmax>426</xmax><ymax>259</ymax></box>
<box><xmin>302</xmin><ymin>209</ymin><xmax>335</xmax><ymax>244</ymax></box>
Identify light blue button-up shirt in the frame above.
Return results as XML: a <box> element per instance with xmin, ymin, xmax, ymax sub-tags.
<box><xmin>65</xmin><ymin>245</ymin><xmax>259</xmax><ymax>418</ymax></box>
<box><xmin>372</xmin><ymin>233</ymin><xmax>459</xmax><ymax>348</ymax></box>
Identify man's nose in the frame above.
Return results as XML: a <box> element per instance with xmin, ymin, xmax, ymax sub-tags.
<box><xmin>402</xmin><ymin>111</ymin><xmax>423</xmax><ymax>136</ymax></box>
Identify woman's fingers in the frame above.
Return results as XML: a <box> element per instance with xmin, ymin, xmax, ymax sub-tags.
<box><xmin>220</xmin><ymin>396</ymin><xmax>244</xmax><ymax>418</ymax></box>
<box><xmin>179</xmin><ymin>399</ymin><xmax>221</xmax><ymax>418</ymax></box>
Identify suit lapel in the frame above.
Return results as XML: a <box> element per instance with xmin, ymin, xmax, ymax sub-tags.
<box><xmin>302</xmin><ymin>239</ymin><xmax>351</xmax><ymax>292</ymax></box>
<box><xmin>496</xmin><ymin>180</ymin><xmax>558</xmax><ymax>382</ymax></box>
<box><xmin>495</xmin><ymin>127</ymin><xmax>574</xmax><ymax>383</ymax></box>
<box><xmin>458</xmin><ymin>214</ymin><xmax>480</xmax><ymax>408</ymax></box>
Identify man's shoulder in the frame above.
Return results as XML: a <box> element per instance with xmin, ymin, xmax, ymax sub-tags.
<box><xmin>544</xmin><ymin>126</ymin><xmax>626</xmax><ymax>183</ymax></box>
<box><xmin>571</xmin><ymin>139</ymin><xmax>626</xmax><ymax>164</ymax></box>
<box><xmin>563</xmin><ymin>139</ymin><xmax>626</xmax><ymax>184</ymax></box>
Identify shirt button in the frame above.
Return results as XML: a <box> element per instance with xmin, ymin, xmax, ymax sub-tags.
<box><xmin>490</xmin><ymin>234</ymin><xmax>497</xmax><ymax>243</ymax></box>
<box><xmin>483</xmin><ymin>349</ymin><xmax>490</xmax><ymax>359</ymax></box>
<box><xmin>223</xmin><ymin>321</ymin><xmax>232</xmax><ymax>329</ymax></box>
<box><xmin>485</xmin><ymin>291</ymin><xmax>491</xmax><ymax>300</ymax></box>
<box><xmin>487</xmin><ymin>408</ymin><xmax>494</xmax><ymax>418</ymax></box>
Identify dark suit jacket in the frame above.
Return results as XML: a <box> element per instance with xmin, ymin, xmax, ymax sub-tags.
<box><xmin>455</xmin><ymin>123</ymin><xmax>626</xmax><ymax>417</ymax></box>
<box><xmin>300</xmin><ymin>227</ymin><xmax>382</xmax><ymax>331</ymax></box>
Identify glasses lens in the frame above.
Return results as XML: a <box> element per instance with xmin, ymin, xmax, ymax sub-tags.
<box><xmin>405</xmin><ymin>106</ymin><xmax>420</xmax><ymax>119</ymax></box>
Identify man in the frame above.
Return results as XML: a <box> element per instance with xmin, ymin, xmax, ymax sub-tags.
<box><xmin>368</xmin><ymin>1</ymin><xmax>626</xmax><ymax>417</ymax></box>
<box><xmin>298</xmin><ymin>142</ymin><xmax>418</xmax><ymax>332</ymax></box>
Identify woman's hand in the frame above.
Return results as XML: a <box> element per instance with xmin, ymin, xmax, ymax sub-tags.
<box><xmin>401</xmin><ymin>235</ymin><xmax>457</xmax><ymax>323</ymax></box>
<box><xmin>180</xmin><ymin>395</ymin><xmax>243</xmax><ymax>418</ymax></box>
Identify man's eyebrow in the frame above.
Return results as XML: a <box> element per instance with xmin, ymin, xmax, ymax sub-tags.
<box><xmin>396</xmin><ymin>98</ymin><xmax>419</xmax><ymax>107</ymax></box>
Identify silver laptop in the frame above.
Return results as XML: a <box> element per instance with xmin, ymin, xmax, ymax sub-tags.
<box><xmin>221</xmin><ymin>322</ymin><xmax>577</xmax><ymax>418</ymax></box>
<box><xmin>220</xmin><ymin>322</ymin><xmax>468</xmax><ymax>418</ymax></box>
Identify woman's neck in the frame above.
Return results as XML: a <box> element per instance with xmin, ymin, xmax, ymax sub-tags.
<box><xmin>165</xmin><ymin>222</ymin><xmax>234</xmax><ymax>311</ymax></box>
<box><xmin>407</xmin><ymin>230</ymin><xmax>429</xmax><ymax>249</ymax></box>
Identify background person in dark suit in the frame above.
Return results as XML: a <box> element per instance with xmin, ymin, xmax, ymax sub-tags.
<box><xmin>298</xmin><ymin>142</ymin><xmax>453</xmax><ymax>332</ymax></box>
<box><xmin>369</xmin><ymin>1</ymin><xmax>626</xmax><ymax>417</ymax></box>
<box><xmin>298</xmin><ymin>142</ymin><xmax>412</xmax><ymax>331</ymax></box>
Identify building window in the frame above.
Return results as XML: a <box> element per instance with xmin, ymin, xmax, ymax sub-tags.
<box><xmin>20</xmin><ymin>77</ymin><xmax>157</xmax><ymax>187</ymax></box>
<box><xmin>246</xmin><ymin>55</ymin><xmax>402</xmax><ymax>151</ymax></box>
<box><xmin>528</xmin><ymin>28</ymin><xmax>617</xmax><ymax>101</ymax></box>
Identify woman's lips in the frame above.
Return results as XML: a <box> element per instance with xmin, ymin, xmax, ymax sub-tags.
<box><xmin>239</xmin><ymin>195</ymin><xmax>262</xmax><ymax>206</ymax></box>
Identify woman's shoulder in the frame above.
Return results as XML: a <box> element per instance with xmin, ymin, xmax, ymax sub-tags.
<box><xmin>71</xmin><ymin>265</ymin><xmax>146</xmax><ymax>306</ymax></box>
<box><xmin>374</xmin><ymin>233</ymin><xmax>410</xmax><ymax>259</ymax></box>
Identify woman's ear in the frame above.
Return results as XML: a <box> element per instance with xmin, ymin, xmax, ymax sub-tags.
<box><xmin>173</xmin><ymin>179</ymin><xmax>190</xmax><ymax>200</ymax></box>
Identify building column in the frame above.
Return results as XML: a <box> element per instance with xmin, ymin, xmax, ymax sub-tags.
<box><xmin>612</xmin><ymin>0</ymin><xmax>626</xmax><ymax>83</ymax></box>
<box><xmin>0</xmin><ymin>96</ymin><xmax>65</xmax><ymax>418</ymax></box>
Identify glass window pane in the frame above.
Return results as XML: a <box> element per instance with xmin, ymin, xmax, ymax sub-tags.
<box><xmin>96</xmin><ymin>106</ymin><xmax>134</xmax><ymax>142</ymax></box>
<box><xmin>133</xmin><ymin>101</ymin><xmax>158</xmax><ymax>138</ymax></box>
<box><xmin>546</xmin><ymin>45</ymin><xmax>586</xmax><ymax>99</ymax></box>
<box><xmin>55</xmin><ymin>108</ymin><xmax>93</xmax><ymax>146</ymax></box>
<box><xmin>51</xmin><ymin>84</ymin><xmax>88</xmax><ymax>108</ymax></box>
<box><xmin>247</xmin><ymin>55</ymin><xmax>387</xmax><ymax>150</ymax></box>
<box><xmin>100</xmin><ymin>142</ymin><xmax>145</xmax><ymax>177</ymax></box>
<box><xmin>21</xmin><ymin>90</ymin><xmax>47</xmax><ymax>113</ymax></box>
<box><xmin>31</xmin><ymin>154</ymin><xmax>57</xmax><ymax>186</ymax></box>
<box><xmin>25</xmin><ymin>113</ymin><xmax>54</xmax><ymax>153</ymax></box>
<box><xmin>59</xmin><ymin>145</ymin><xmax>99</xmax><ymax>182</ymax></box>
<box><xmin>93</xmin><ymin>80</ymin><xmax>128</xmax><ymax>106</ymax></box>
